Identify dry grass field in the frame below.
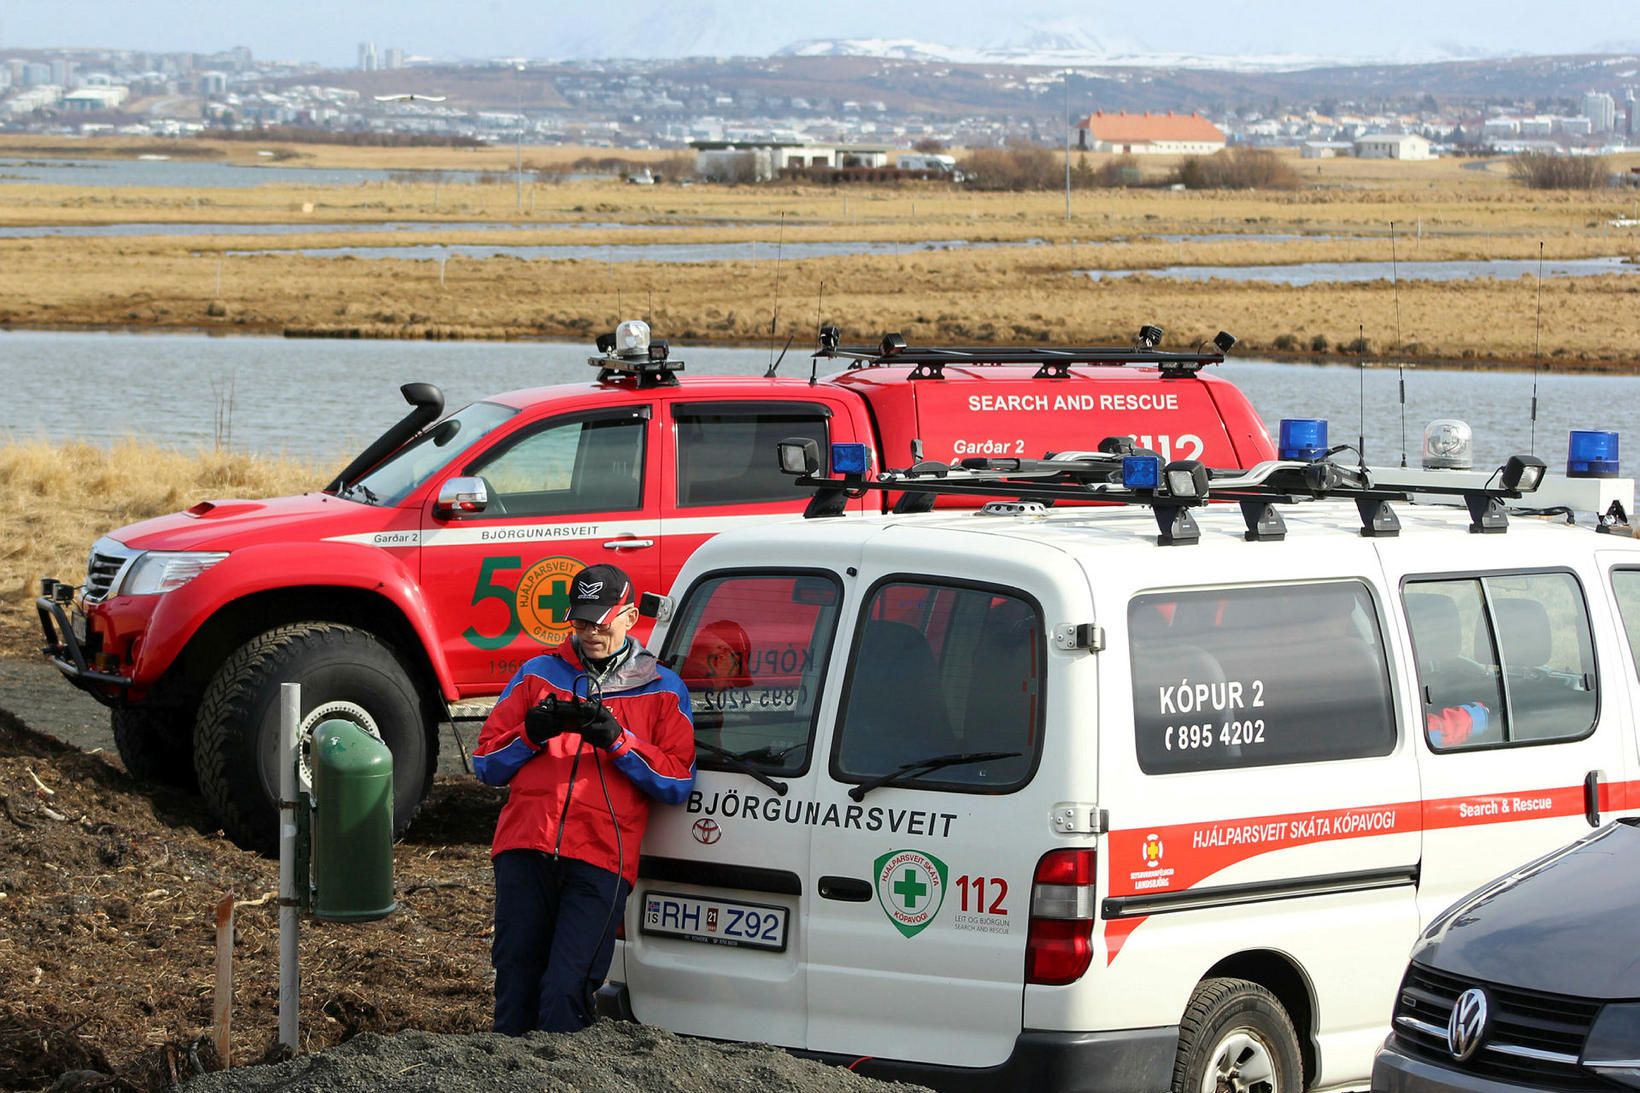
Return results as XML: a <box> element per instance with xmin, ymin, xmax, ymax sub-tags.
<box><xmin>0</xmin><ymin>442</ymin><xmax>322</xmax><ymax>657</ymax></box>
<box><xmin>0</xmin><ymin>138</ymin><xmax>1636</xmax><ymax>367</ymax></box>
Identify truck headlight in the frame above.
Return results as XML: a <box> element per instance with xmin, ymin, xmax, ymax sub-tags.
<box><xmin>121</xmin><ymin>551</ymin><xmax>228</xmax><ymax>596</ymax></box>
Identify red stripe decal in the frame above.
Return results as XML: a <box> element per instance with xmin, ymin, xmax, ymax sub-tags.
<box><xmin>1100</xmin><ymin>778</ymin><xmax>1634</xmax><ymax>961</ymax></box>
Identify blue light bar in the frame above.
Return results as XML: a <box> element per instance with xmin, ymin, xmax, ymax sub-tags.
<box><xmin>1122</xmin><ymin>454</ymin><xmax>1162</xmax><ymax>490</ymax></box>
<box><xmin>831</xmin><ymin>442</ymin><xmax>870</xmax><ymax>476</ymax></box>
<box><xmin>1279</xmin><ymin>418</ymin><xmax>1329</xmax><ymax>462</ymax></box>
<box><xmin>1567</xmin><ymin>430</ymin><xmax>1620</xmax><ymax>478</ymax></box>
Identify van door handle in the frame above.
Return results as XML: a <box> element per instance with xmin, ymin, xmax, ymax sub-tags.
<box><xmin>602</xmin><ymin>537</ymin><xmax>654</xmax><ymax>551</ymax></box>
<box><xmin>1585</xmin><ymin>770</ymin><xmax>1603</xmax><ymax>827</ymax></box>
<box><xmin>818</xmin><ymin>876</ymin><xmax>871</xmax><ymax>902</ymax></box>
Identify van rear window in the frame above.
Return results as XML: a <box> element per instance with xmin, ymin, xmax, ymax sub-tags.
<box><xmin>1129</xmin><ymin>582</ymin><xmax>1396</xmax><ymax>774</ymax></box>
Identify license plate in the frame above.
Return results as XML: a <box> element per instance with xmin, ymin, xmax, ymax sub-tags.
<box><xmin>640</xmin><ymin>891</ymin><xmax>788</xmax><ymax>952</ymax></box>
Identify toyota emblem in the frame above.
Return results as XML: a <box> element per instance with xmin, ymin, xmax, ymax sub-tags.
<box><xmin>692</xmin><ymin>818</ymin><xmax>722</xmax><ymax>845</ymax></box>
<box><xmin>1446</xmin><ymin>986</ymin><xmax>1489</xmax><ymax>1061</ymax></box>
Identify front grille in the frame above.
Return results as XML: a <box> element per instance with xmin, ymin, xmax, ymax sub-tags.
<box><xmin>1392</xmin><ymin>962</ymin><xmax>1610</xmax><ymax>1091</ymax></box>
<box><xmin>83</xmin><ymin>539</ymin><xmax>135</xmax><ymax>604</ymax></box>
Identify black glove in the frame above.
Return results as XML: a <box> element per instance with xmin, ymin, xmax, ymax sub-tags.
<box><xmin>525</xmin><ymin>697</ymin><xmax>565</xmax><ymax>746</ymax></box>
<box><xmin>577</xmin><ymin>703</ymin><xmax>623</xmax><ymax>750</ymax></box>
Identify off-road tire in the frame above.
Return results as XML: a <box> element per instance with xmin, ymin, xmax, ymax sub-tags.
<box><xmin>1173</xmin><ymin>977</ymin><xmax>1303</xmax><ymax>1093</ymax></box>
<box><xmin>111</xmin><ymin>706</ymin><xmax>198</xmax><ymax>791</ymax></box>
<box><xmin>194</xmin><ymin>622</ymin><xmax>435</xmax><ymax>854</ymax></box>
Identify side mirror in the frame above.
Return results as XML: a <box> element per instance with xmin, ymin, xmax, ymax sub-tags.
<box><xmin>434</xmin><ymin>476</ymin><xmax>489</xmax><ymax>518</ymax></box>
<box><xmin>639</xmin><ymin>591</ymin><xmax>673</xmax><ymax>622</ymax></box>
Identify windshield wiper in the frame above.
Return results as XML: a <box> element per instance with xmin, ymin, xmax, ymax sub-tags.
<box><xmin>695</xmin><ymin>741</ymin><xmax>790</xmax><ymax>796</ymax></box>
<box><xmin>847</xmin><ymin>751</ymin><xmax>1022</xmax><ymax>802</ymax></box>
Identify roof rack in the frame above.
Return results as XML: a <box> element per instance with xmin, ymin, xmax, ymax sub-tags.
<box><xmin>778</xmin><ymin>437</ymin><xmax>1560</xmax><ymax>547</ymax></box>
<box><xmin>812</xmin><ymin>324</ymin><xmax>1238</xmax><ymax>380</ymax></box>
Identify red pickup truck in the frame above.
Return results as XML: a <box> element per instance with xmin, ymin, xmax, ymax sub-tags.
<box><xmin>39</xmin><ymin>322</ymin><xmax>1273</xmax><ymax>850</ymax></box>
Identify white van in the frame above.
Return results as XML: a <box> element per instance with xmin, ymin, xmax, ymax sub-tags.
<box><xmin>600</xmin><ymin>434</ymin><xmax>1640</xmax><ymax>1092</ymax></box>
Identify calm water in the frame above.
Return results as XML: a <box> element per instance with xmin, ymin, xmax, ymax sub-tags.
<box><xmin>0</xmin><ymin>156</ymin><xmax>508</xmax><ymax>189</ymax></box>
<box><xmin>1086</xmin><ymin>256</ymin><xmax>1638</xmax><ymax>285</ymax></box>
<box><xmin>0</xmin><ymin>220</ymin><xmax>648</xmax><ymax>238</ymax></box>
<box><xmin>220</xmin><ymin>239</ymin><xmax>1010</xmax><ymax>263</ymax></box>
<box><xmin>0</xmin><ymin>331</ymin><xmax>1628</xmax><ymax>478</ymax></box>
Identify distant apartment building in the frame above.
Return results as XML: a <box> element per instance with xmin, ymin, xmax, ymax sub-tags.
<box><xmin>1584</xmin><ymin>90</ymin><xmax>1616</xmax><ymax>133</ymax></box>
<box><xmin>383</xmin><ymin>48</ymin><xmax>405</xmax><ymax>70</ymax></box>
<box><xmin>358</xmin><ymin>42</ymin><xmax>377</xmax><ymax>72</ymax></box>
<box><xmin>1075</xmin><ymin>111</ymin><xmax>1226</xmax><ymax>154</ymax></box>
<box><xmin>1355</xmin><ymin>132</ymin><xmax>1433</xmax><ymax>159</ymax></box>
<box><xmin>198</xmin><ymin>71</ymin><xmax>228</xmax><ymax>96</ymax></box>
<box><xmin>1625</xmin><ymin>90</ymin><xmax>1638</xmax><ymax>137</ymax></box>
<box><xmin>48</xmin><ymin>58</ymin><xmax>74</xmax><ymax>88</ymax></box>
<box><xmin>21</xmin><ymin>62</ymin><xmax>53</xmax><ymax>87</ymax></box>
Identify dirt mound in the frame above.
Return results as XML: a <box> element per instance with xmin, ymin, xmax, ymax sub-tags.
<box><xmin>177</xmin><ymin>1022</ymin><xmax>925</xmax><ymax>1093</ymax></box>
<box><xmin>0</xmin><ymin>709</ymin><xmax>500</xmax><ymax>1091</ymax></box>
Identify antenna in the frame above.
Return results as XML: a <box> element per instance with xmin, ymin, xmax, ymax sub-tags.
<box><xmin>768</xmin><ymin>212</ymin><xmax>786</xmax><ymax>372</ymax></box>
<box><xmin>1530</xmin><ymin>241</ymin><xmax>1544</xmax><ymax>455</ymax></box>
<box><xmin>1390</xmin><ymin>221</ymin><xmax>1407</xmax><ymax>467</ymax></box>
<box><xmin>1357</xmin><ymin>325</ymin><xmax>1366</xmax><ymax>467</ymax></box>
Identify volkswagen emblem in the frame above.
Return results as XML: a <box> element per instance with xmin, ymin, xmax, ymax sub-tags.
<box><xmin>1447</xmin><ymin>986</ymin><xmax>1489</xmax><ymax>1061</ymax></box>
<box><xmin>692</xmin><ymin>818</ymin><xmax>722</xmax><ymax>845</ymax></box>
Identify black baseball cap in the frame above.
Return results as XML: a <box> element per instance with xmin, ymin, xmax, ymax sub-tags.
<box><xmin>566</xmin><ymin>564</ymin><xmax>634</xmax><ymax>625</ymax></box>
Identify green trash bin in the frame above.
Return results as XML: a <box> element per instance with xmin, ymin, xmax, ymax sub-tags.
<box><xmin>310</xmin><ymin>718</ymin><xmax>396</xmax><ymax>922</ymax></box>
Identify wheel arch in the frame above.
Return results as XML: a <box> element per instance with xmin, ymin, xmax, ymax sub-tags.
<box><xmin>1202</xmin><ymin>949</ymin><xmax>1317</xmax><ymax>1088</ymax></box>
<box><xmin>172</xmin><ymin>585</ymin><xmax>450</xmax><ymax>719</ymax></box>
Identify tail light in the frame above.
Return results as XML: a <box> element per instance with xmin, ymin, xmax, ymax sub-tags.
<box><xmin>1025</xmin><ymin>848</ymin><xmax>1097</xmax><ymax>986</ymax></box>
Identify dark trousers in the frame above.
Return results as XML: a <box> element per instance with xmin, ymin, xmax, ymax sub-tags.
<box><xmin>491</xmin><ymin>849</ymin><xmax>631</xmax><ymax>1035</ymax></box>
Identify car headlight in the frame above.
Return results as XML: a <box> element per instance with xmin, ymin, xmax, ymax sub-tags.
<box><xmin>1585</xmin><ymin>1003</ymin><xmax>1640</xmax><ymax>1089</ymax></box>
<box><xmin>121</xmin><ymin>552</ymin><xmax>229</xmax><ymax>596</ymax></box>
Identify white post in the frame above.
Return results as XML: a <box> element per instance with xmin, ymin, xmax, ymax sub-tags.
<box><xmin>278</xmin><ymin>682</ymin><xmax>300</xmax><ymax>1051</ymax></box>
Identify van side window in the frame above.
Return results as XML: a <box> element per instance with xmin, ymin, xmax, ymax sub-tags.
<box><xmin>1610</xmin><ymin>570</ymin><xmax>1640</xmax><ymax>678</ymax></box>
<box><xmin>674</xmin><ymin>405</ymin><xmax>829</xmax><ymax>507</ymax></box>
<box><xmin>468</xmin><ymin>413</ymin><xmax>645</xmax><ymax>517</ymax></box>
<box><xmin>1129</xmin><ymin>582</ymin><xmax>1395</xmax><ymax>774</ymax></box>
<box><xmin>1405</xmin><ymin>572</ymin><xmax>1596</xmax><ymax>750</ymax></box>
<box><xmin>833</xmin><ymin>581</ymin><xmax>1041</xmax><ymax>791</ymax></box>
<box><xmin>661</xmin><ymin>571</ymin><xmax>842</xmax><ymax>775</ymax></box>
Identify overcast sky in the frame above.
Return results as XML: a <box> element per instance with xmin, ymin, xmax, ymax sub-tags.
<box><xmin>2</xmin><ymin>0</ymin><xmax>1638</xmax><ymax>68</ymax></box>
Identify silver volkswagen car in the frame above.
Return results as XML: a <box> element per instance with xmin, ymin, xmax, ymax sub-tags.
<box><xmin>1374</xmin><ymin>817</ymin><xmax>1640</xmax><ymax>1092</ymax></box>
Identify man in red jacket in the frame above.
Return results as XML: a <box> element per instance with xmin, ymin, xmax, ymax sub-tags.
<box><xmin>473</xmin><ymin>563</ymin><xmax>696</xmax><ymax>1034</ymax></box>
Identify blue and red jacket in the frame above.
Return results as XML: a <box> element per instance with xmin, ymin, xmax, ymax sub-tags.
<box><xmin>473</xmin><ymin>638</ymin><xmax>696</xmax><ymax>883</ymax></box>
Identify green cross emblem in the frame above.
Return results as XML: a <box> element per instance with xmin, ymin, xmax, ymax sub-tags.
<box><xmin>537</xmin><ymin>577</ymin><xmax>572</xmax><ymax>623</ymax></box>
<box><xmin>893</xmin><ymin>868</ymin><xmax>928</xmax><ymax>908</ymax></box>
<box><xmin>875</xmin><ymin>849</ymin><xmax>948</xmax><ymax>939</ymax></box>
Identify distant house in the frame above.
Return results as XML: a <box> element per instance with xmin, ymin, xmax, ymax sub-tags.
<box><xmin>1355</xmin><ymin>133</ymin><xmax>1433</xmax><ymax>160</ymax></box>
<box><xmin>1076</xmin><ymin>111</ymin><xmax>1226</xmax><ymax>155</ymax></box>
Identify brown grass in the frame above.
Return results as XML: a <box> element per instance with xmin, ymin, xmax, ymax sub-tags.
<box><xmin>0</xmin><ymin>442</ymin><xmax>320</xmax><ymax>657</ymax></box>
<box><xmin>0</xmin><ymin>143</ymin><xmax>1637</xmax><ymax>366</ymax></box>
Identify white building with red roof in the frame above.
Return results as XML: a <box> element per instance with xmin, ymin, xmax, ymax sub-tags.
<box><xmin>1076</xmin><ymin>111</ymin><xmax>1227</xmax><ymax>155</ymax></box>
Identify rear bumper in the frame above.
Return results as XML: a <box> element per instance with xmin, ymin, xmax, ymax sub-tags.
<box><xmin>36</xmin><ymin>587</ymin><xmax>130</xmax><ymax>704</ymax></box>
<box><xmin>595</xmin><ymin>982</ymin><xmax>1177</xmax><ymax>1093</ymax></box>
